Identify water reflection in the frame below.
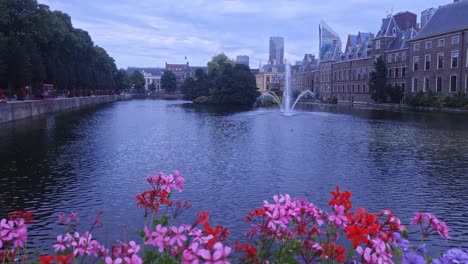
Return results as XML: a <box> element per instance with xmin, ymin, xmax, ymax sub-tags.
<box><xmin>0</xmin><ymin>100</ymin><xmax>467</xmax><ymax>254</ymax></box>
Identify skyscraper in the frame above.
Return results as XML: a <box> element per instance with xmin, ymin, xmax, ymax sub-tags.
<box><xmin>236</xmin><ymin>55</ymin><xmax>249</xmax><ymax>66</ymax></box>
<box><xmin>269</xmin><ymin>37</ymin><xmax>284</xmax><ymax>65</ymax></box>
<box><xmin>319</xmin><ymin>20</ymin><xmax>342</xmax><ymax>59</ymax></box>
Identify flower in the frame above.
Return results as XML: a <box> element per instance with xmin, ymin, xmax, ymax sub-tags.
<box><xmin>433</xmin><ymin>249</ymin><xmax>468</xmax><ymax>264</ymax></box>
<box><xmin>328</xmin><ymin>205</ymin><xmax>348</xmax><ymax>227</ymax></box>
<box><xmin>39</xmin><ymin>255</ymin><xmax>55</xmax><ymax>264</ymax></box>
<box><xmin>410</xmin><ymin>212</ymin><xmax>451</xmax><ymax>239</ymax></box>
<box><xmin>401</xmin><ymin>251</ymin><xmax>426</xmax><ymax>264</ymax></box>
<box><xmin>169</xmin><ymin>226</ymin><xmax>187</xmax><ymax>247</ymax></box>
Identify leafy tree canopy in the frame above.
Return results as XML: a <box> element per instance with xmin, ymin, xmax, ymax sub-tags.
<box><xmin>161</xmin><ymin>70</ymin><xmax>177</xmax><ymax>93</ymax></box>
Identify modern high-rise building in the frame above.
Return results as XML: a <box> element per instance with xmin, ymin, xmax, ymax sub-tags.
<box><xmin>319</xmin><ymin>20</ymin><xmax>342</xmax><ymax>59</ymax></box>
<box><xmin>269</xmin><ymin>37</ymin><xmax>284</xmax><ymax>65</ymax></box>
<box><xmin>421</xmin><ymin>7</ymin><xmax>438</xmax><ymax>29</ymax></box>
<box><xmin>236</xmin><ymin>55</ymin><xmax>249</xmax><ymax>66</ymax></box>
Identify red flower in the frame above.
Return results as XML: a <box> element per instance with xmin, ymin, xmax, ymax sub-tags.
<box><xmin>245</xmin><ymin>208</ymin><xmax>265</xmax><ymax>223</ymax></box>
<box><xmin>39</xmin><ymin>255</ymin><xmax>54</xmax><ymax>264</ymax></box>
<box><xmin>235</xmin><ymin>241</ymin><xmax>257</xmax><ymax>260</ymax></box>
<box><xmin>321</xmin><ymin>242</ymin><xmax>346</xmax><ymax>263</ymax></box>
<box><xmin>197</xmin><ymin>211</ymin><xmax>210</xmax><ymax>224</ymax></box>
<box><xmin>329</xmin><ymin>186</ymin><xmax>352</xmax><ymax>212</ymax></box>
<box><xmin>8</xmin><ymin>210</ymin><xmax>34</xmax><ymax>224</ymax></box>
<box><xmin>57</xmin><ymin>254</ymin><xmax>73</xmax><ymax>264</ymax></box>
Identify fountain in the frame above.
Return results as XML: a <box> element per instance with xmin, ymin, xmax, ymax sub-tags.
<box><xmin>258</xmin><ymin>63</ymin><xmax>317</xmax><ymax>115</ymax></box>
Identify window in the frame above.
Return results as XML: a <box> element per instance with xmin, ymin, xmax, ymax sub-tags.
<box><xmin>436</xmin><ymin>76</ymin><xmax>443</xmax><ymax>93</ymax></box>
<box><xmin>402</xmin><ymin>51</ymin><xmax>407</xmax><ymax>61</ymax></box>
<box><xmin>413</xmin><ymin>56</ymin><xmax>419</xmax><ymax>71</ymax></box>
<box><xmin>358</xmin><ymin>84</ymin><xmax>360</xmax><ymax>93</ymax></box>
<box><xmin>412</xmin><ymin>78</ymin><xmax>418</xmax><ymax>92</ymax></box>
<box><xmin>425</xmin><ymin>54</ymin><xmax>431</xmax><ymax>70</ymax></box>
<box><xmin>395</xmin><ymin>67</ymin><xmax>400</xmax><ymax>78</ymax></box>
<box><xmin>388</xmin><ymin>68</ymin><xmax>393</xmax><ymax>78</ymax></box>
<box><xmin>401</xmin><ymin>82</ymin><xmax>405</xmax><ymax>92</ymax></box>
<box><xmin>376</xmin><ymin>40</ymin><xmax>381</xmax><ymax>49</ymax></box>
<box><xmin>438</xmin><ymin>39</ymin><xmax>445</xmax><ymax>47</ymax></box>
<box><xmin>424</xmin><ymin>77</ymin><xmax>430</xmax><ymax>92</ymax></box>
<box><xmin>450</xmin><ymin>75</ymin><xmax>457</xmax><ymax>92</ymax></box>
<box><xmin>402</xmin><ymin>67</ymin><xmax>406</xmax><ymax>77</ymax></box>
<box><xmin>395</xmin><ymin>53</ymin><xmax>400</xmax><ymax>62</ymax></box>
<box><xmin>363</xmin><ymin>84</ymin><xmax>366</xmax><ymax>93</ymax></box>
<box><xmin>452</xmin><ymin>36</ymin><xmax>460</xmax><ymax>45</ymax></box>
<box><xmin>425</xmin><ymin>41</ymin><xmax>432</xmax><ymax>49</ymax></box>
<box><xmin>388</xmin><ymin>53</ymin><xmax>393</xmax><ymax>63</ymax></box>
<box><xmin>452</xmin><ymin>51</ymin><xmax>459</xmax><ymax>68</ymax></box>
<box><xmin>437</xmin><ymin>53</ymin><xmax>444</xmax><ymax>69</ymax></box>
<box><xmin>466</xmin><ymin>49</ymin><xmax>468</xmax><ymax>67</ymax></box>
<box><xmin>352</xmin><ymin>85</ymin><xmax>355</xmax><ymax>93</ymax></box>
<box><xmin>414</xmin><ymin>43</ymin><xmax>420</xmax><ymax>51</ymax></box>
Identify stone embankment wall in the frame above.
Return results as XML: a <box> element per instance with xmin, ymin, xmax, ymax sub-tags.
<box><xmin>0</xmin><ymin>95</ymin><xmax>132</xmax><ymax>124</ymax></box>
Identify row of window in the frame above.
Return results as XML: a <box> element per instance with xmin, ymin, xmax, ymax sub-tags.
<box><xmin>333</xmin><ymin>67</ymin><xmax>372</xmax><ymax>81</ymax></box>
<box><xmin>413</xmin><ymin>36</ymin><xmax>460</xmax><ymax>51</ymax></box>
<box><xmin>333</xmin><ymin>84</ymin><xmax>368</xmax><ymax>94</ymax></box>
<box><xmin>387</xmin><ymin>51</ymin><xmax>408</xmax><ymax>63</ymax></box>
<box><xmin>388</xmin><ymin>67</ymin><xmax>407</xmax><ymax>78</ymax></box>
<box><xmin>413</xmin><ymin>50</ymin><xmax>465</xmax><ymax>71</ymax></box>
<box><xmin>411</xmin><ymin>75</ymin><xmax>468</xmax><ymax>93</ymax></box>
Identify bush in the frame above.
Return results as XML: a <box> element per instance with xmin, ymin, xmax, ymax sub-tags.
<box><xmin>193</xmin><ymin>96</ymin><xmax>211</xmax><ymax>105</ymax></box>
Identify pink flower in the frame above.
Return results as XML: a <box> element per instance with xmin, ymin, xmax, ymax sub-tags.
<box><xmin>124</xmin><ymin>254</ymin><xmax>142</xmax><ymax>264</ymax></box>
<box><xmin>328</xmin><ymin>205</ymin><xmax>348</xmax><ymax>227</ymax></box>
<box><xmin>144</xmin><ymin>225</ymin><xmax>168</xmax><ymax>252</ymax></box>
<box><xmin>169</xmin><ymin>226</ymin><xmax>187</xmax><ymax>247</ymax></box>
<box><xmin>198</xmin><ymin>242</ymin><xmax>231</xmax><ymax>264</ymax></box>
<box><xmin>53</xmin><ymin>235</ymin><xmax>68</xmax><ymax>251</ymax></box>
<box><xmin>105</xmin><ymin>257</ymin><xmax>123</xmax><ymax>264</ymax></box>
<box><xmin>127</xmin><ymin>241</ymin><xmax>140</xmax><ymax>255</ymax></box>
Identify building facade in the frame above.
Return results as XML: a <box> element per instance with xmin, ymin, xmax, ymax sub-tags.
<box><xmin>165</xmin><ymin>62</ymin><xmax>190</xmax><ymax>89</ymax></box>
<box><xmin>255</xmin><ymin>64</ymin><xmax>286</xmax><ymax>92</ymax></box>
<box><xmin>408</xmin><ymin>0</ymin><xmax>468</xmax><ymax>96</ymax></box>
<box><xmin>292</xmin><ymin>54</ymin><xmax>318</xmax><ymax>93</ymax></box>
<box><xmin>269</xmin><ymin>37</ymin><xmax>284</xmax><ymax>65</ymax></box>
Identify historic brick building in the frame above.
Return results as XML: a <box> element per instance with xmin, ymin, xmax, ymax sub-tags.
<box><xmin>318</xmin><ymin>43</ymin><xmax>341</xmax><ymax>101</ymax></box>
<box><xmin>165</xmin><ymin>62</ymin><xmax>189</xmax><ymax>89</ymax></box>
<box><xmin>292</xmin><ymin>54</ymin><xmax>318</xmax><ymax>93</ymax></box>
<box><xmin>408</xmin><ymin>0</ymin><xmax>468</xmax><ymax>96</ymax></box>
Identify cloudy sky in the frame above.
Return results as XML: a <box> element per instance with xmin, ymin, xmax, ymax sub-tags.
<box><xmin>39</xmin><ymin>0</ymin><xmax>448</xmax><ymax>69</ymax></box>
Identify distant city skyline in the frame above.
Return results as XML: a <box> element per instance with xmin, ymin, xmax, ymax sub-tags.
<box><xmin>40</xmin><ymin>0</ymin><xmax>450</xmax><ymax>69</ymax></box>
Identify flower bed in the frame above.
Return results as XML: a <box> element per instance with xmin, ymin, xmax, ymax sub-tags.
<box><xmin>0</xmin><ymin>171</ymin><xmax>467</xmax><ymax>263</ymax></box>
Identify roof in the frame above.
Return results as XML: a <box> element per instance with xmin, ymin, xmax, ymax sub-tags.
<box><xmin>340</xmin><ymin>40</ymin><xmax>373</xmax><ymax>61</ymax></box>
<box><xmin>359</xmin><ymin>32</ymin><xmax>373</xmax><ymax>42</ymax></box>
<box><xmin>260</xmin><ymin>64</ymin><xmax>286</xmax><ymax>73</ymax></box>
<box><xmin>321</xmin><ymin>44</ymin><xmax>342</xmax><ymax>62</ymax></box>
<box><xmin>126</xmin><ymin>67</ymin><xmax>163</xmax><ymax>76</ymax></box>
<box><xmin>413</xmin><ymin>0</ymin><xmax>468</xmax><ymax>40</ymax></box>
<box><xmin>387</xmin><ymin>28</ymin><xmax>418</xmax><ymax>51</ymax></box>
<box><xmin>375</xmin><ymin>16</ymin><xmax>400</xmax><ymax>39</ymax></box>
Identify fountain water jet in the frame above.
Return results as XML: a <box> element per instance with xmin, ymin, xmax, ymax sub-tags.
<box><xmin>258</xmin><ymin>63</ymin><xmax>317</xmax><ymax>115</ymax></box>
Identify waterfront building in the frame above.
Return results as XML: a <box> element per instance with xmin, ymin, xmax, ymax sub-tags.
<box><xmin>319</xmin><ymin>20</ymin><xmax>342</xmax><ymax>60</ymax></box>
<box><xmin>126</xmin><ymin>67</ymin><xmax>163</xmax><ymax>91</ymax></box>
<box><xmin>269</xmin><ymin>37</ymin><xmax>284</xmax><ymax>65</ymax></box>
<box><xmin>236</xmin><ymin>55</ymin><xmax>250</xmax><ymax>66</ymax></box>
<box><xmin>292</xmin><ymin>54</ymin><xmax>319</xmax><ymax>92</ymax></box>
<box><xmin>255</xmin><ymin>64</ymin><xmax>286</xmax><ymax>92</ymax></box>
<box><xmin>408</xmin><ymin>0</ymin><xmax>468</xmax><ymax>96</ymax></box>
<box><xmin>165</xmin><ymin>62</ymin><xmax>190</xmax><ymax>89</ymax></box>
<box><xmin>318</xmin><ymin>42</ymin><xmax>341</xmax><ymax>101</ymax></box>
<box><xmin>332</xmin><ymin>36</ymin><xmax>374</xmax><ymax>103</ymax></box>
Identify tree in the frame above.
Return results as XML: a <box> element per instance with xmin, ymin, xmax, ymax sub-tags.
<box><xmin>161</xmin><ymin>70</ymin><xmax>177</xmax><ymax>93</ymax></box>
<box><xmin>149</xmin><ymin>82</ymin><xmax>156</xmax><ymax>92</ymax></box>
<box><xmin>181</xmin><ymin>77</ymin><xmax>196</xmax><ymax>100</ymax></box>
<box><xmin>115</xmin><ymin>69</ymin><xmax>131</xmax><ymax>91</ymax></box>
<box><xmin>369</xmin><ymin>57</ymin><xmax>388</xmax><ymax>103</ymax></box>
<box><xmin>211</xmin><ymin>64</ymin><xmax>260</xmax><ymax>105</ymax></box>
<box><xmin>207</xmin><ymin>53</ymin><xmax>235</xmax><ymax>80</ymax></box>
<box><xmin>130</xmin><ymin>70</ymin><xmax>145</xmax><ymax>92</ymax></box>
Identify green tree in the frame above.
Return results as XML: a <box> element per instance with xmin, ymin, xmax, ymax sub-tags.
<box><xmin>130</xmin><ymin>70</ymin><xmax>145</xmax><ymax>92</ymax></box>
<box><xmin>211</xmin><ymin>64</ymin><xmax>260</xmax><ymax>105</ymax></box>
<box><xmin>369</xmin><ymin>57</ymin><xmax>388</xmax><ymax>103</ymax></box>
<box><xmin>115</xmin><ymin>69</ymin><xmax>131</xmax><ymax>91</ymax></box>
<box><xmin>161</xmin><ymin>70</ymin><xmax>177</xmax><ymax>93</ymax></box>
<box><xmin>207</xmin><ymin>53</ymin><xmax>235</xmax><ymax>80</ymax></box>
<box><xmin>181</xmin><ymin>77</ymin><xmax>196</xmax><ymax>100</ymax></box>
<box><xmin>149</xmin><ymin>82</ymin><xmax>156</xmax><ymax>92</ymax></box>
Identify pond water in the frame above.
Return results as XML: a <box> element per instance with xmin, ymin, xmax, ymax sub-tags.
<box><xmin>0</xmin><ymin>99</ymin><xmax>467</xmax><ymax>254</ymax></box>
